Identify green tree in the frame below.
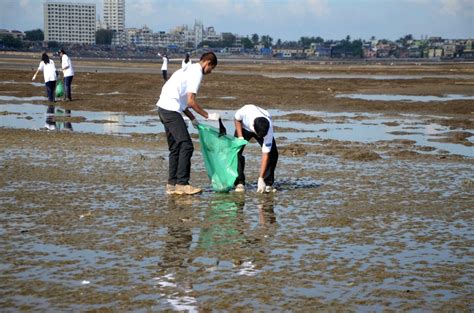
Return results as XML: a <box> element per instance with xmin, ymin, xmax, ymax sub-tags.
<box><xmin>1</xmin><ymin>35</ymin><xmax>23</xmax><ymax>48</ymax></box>
<box><xmin>221</xmin><ymin>33</ymin><xmax>236</xmax><ymax>47</ymax></box>
<box><xmin>25</xmin><ymin>29</ymin><xmax>44</xmax><ymax>41</ymax></box>
<box><xmin>241</xmin><ymin>37</ymin><xmax>253</xmax><ymax>49</ymax></box>
<box><xmin>47</xmin><ymin>41</ymin><xmax>60</xmax><ymax>49</ymax></box>
<box><xmin>261</xmin><ymin>35</ymin><xmax>273</xmax><ymax>48</ymax></box>
<box><xmin>96</xmin><ymin>29</ymin><xmax>114</xmax><ymax>45</ymax></box>
<box><xmin>251</xmin><ymin>33</ymin><xmax>259</xmax><ymax>46</ymax></box>
<box><xmin>276</xmin><ymin>39</ymin><xmax>282</xmax><ymax>48</ymax></box>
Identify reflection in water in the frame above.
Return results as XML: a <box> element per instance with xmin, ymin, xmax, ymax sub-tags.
<box><xmin>154</xmin><ymin>195</ymin><xmax>277</xmax><ymax>310</ymax></box>
<box><xmin>44</xmin><ymin>105</ymin><xmax>73</xmax><ymax>131</ymax></box>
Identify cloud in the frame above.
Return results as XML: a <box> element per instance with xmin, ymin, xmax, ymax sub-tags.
<box><xmin>440</xmin><ymin>0</ymin><xmax>473</xmax><ymax>15</ymax></box>
<box><xmin>287</xmin><ymin>0</ymin><xmax>330</xmax><ymax>17</ymax></box>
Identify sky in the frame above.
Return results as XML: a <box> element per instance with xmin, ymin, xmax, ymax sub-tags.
<box><xmin>1</xmin><ymin>0</ymin><xmax>473</xmax><ymax>41</ymax></box>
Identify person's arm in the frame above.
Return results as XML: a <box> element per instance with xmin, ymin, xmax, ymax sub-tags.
<box><xmin>259</xmin><ymin>152</ymin><xmax>270</xmax><ymax>179</ymax></box>
<box><xmin>32</xmin><ymin>63</ymin><xmax>41</xmax><ymax>80</ymax></box>
<box><xmin>186</xmin><ymin>92</ymin><xmax>209</xmax><ymax>119</ymax></box>
<box><xmin>234</xmin><ymin>119</ymin><xmax>244</xmax><ymax>138</ymax></box>
<box><xmin>183</xmin><ymin>108</ymin><xmax>196</xmax><ymax>121</ymax></box>
<box><xmin>62</xmin><ymin>57</ymin><xmax>69</xmax><ymax>70</ymax></box>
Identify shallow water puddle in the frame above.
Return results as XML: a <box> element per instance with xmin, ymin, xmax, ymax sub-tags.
<box><xmin>0</xmin><ymin>102</ymin><xmax>472</xmax><ymax>157</ymax></box>
<box><xmin>336</xmin><ymin>93</ymin><xmax>474</xmax><ymax>102</ymax></box>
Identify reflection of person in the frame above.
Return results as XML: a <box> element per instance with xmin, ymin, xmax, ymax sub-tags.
<box><xmin>157</xmin><ymin>52</ymin><xmax>220</xmax><ymax>195</ymax></box>
<box><xmin>234</xmin><ymin>105</ymin><xmax>278</xmax><ymax>193</ymax></box>
<box><xmin>157</xmin><ymin>52</ymin><xmax>169</xmax><ymax>81</ymax></box>
<box><xmin>58</xmin><ymin>49</ymin><xmax>74</xmax><ymax>101</ymax></box>
<box><xmin>32</xmin><ymin>52</ymin><xmax>57</xmax><ymax>102</ymax></box>
<box><xmin>181</xmin><ymin>53</ymin><xmax>192</xmax><ymax>70</ymax></box>
<box><xmin>44</xmin><ymin>105</ymin><xmax>73</xmax><ymax>131</ymax></box>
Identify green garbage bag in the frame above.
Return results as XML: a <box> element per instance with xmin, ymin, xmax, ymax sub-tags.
<box><xmin>197</xmin><ymin>123</ymin><xmax>247</xmax><ymax>192</ymax></box>
<box><xmin>55</xmin><ymin>80</ymin><xmax>64</xmax><ymax>98</ymax></box>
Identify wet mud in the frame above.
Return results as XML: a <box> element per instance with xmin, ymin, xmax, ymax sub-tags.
<box><xmin>0</xmin><ymin>57</ymin><xmax>473</xmax><ymax>311</ymax></box>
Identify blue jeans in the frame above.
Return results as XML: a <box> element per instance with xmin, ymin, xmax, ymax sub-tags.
<box><xmin>45</xmin><ymin>80</ymin><xmax>56</xmax><ymax>102</ymax></box>
<box><xmin>64</xmin><ymin>76</ymin><xmax>73</xmax><ymax>100</ymax></box>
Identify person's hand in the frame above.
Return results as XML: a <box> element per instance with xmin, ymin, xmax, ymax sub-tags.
<box><xmin>207</xmin><ymin>113</ymin><xmax>220</xmax><ymax>121</ymax></box>
<box><xmin>191</xmin><ymin>118</ymin><xmax>199</xmax><ymax>129</ymax></box>
<box><xmin>257</xmin><ymin>177</ymin><xmax>266</xmax><ymax>193</ymax></box>
<box><xmin>32</xmin><ymin>74</ymin><xmax>36</xmax><ymax>81</ymax></box>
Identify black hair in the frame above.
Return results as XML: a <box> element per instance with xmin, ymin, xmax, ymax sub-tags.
<box><xmin>200</xmin><ymin>52</ymin><xmax>217</xmax><ymax>66</ymax></box>
<box><xmin>184</xmin><ymin>53</ymin><xmax>190</xmax><ymax>63</ymax></box>
<box><xmin>41</xmin><ymin>52</ymin><xmax>50</xmax><ymax>64</ymax></box>
<box><xmin>254</xmin><ymin>117</ymin><xmax>270</xmax><ymax>138</ymax></box>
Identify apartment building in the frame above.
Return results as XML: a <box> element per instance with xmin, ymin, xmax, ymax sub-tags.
<box><xmin>103</xmin><ymin>0</ymin><xmax>126</xmax><ymax>45</ymax></box>
<box><xmin>43</xmin><ymin>1</ymin><xmax>96</xmax><ymax>44</ymax></box>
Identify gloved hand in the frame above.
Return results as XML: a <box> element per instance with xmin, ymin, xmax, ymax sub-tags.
<box><xmin>207</xmin><ymin>113</ymin><xmax>220</xmax><ymax>121</ymax></box>
<box><xmin>32</xmin><ymin>74</ymin><xmax>36</xmax><ymax>81</ymax></box>
<box><xmin>191</xmin><ymin>118</ymin><xmax>199</xmax><ymax>128</ymax></box>
<box><xmin>257</xmin><ymin>177</ymin><xmax>266</xmax><ymax>193</ymax></box>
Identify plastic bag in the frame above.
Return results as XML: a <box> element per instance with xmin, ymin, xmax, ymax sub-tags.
<box><xmin>197</xmin><ymin>123</ymin><xmax>247</xmax><ymax>192</ymax></box>
<box><xmin>55</xmin><ymin>80</ymin><xmax>64</xmax><ymax>98</ymax></box>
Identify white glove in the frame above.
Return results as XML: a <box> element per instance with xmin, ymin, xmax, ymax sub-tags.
<box><xmin>237</xmin><ymin>136</ymin><xmax>244</xmax><ymax>140</ymax></box>
<box><xmin>191</xmin><ymin>118</ymin><xmax>199</xmax><ymax>128</ymax></box>
<box><xmin>257</xmin><ymin>177</ymin><xmax>266</xmax><ymax>193</ymax></box>
<box><xmin>32</xmin><ymin>74</ymin><xmax>36</xmax><ymax>81</ymax></box>
<box><xmin>207</xmin><ymin>113</ymin><xmax>220</xmax><ymax>121</ymax></box>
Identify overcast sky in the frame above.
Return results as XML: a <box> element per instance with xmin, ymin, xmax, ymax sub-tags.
<box><xmin>1</xmin><ymin>0</ymin><xmax>473</xmax><ymax>41</ymax></box>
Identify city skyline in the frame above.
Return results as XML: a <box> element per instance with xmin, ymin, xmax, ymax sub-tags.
<box><xmin>1</xmin><ymin>0</ymin><xmax>473</xmax><ymax>41</ymax></box>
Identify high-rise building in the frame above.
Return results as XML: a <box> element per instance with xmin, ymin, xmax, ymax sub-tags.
<box><xmin>103</xmin><ymin>0</ymin><xmax>125</xmax><ymax>45</ymax></box>
<box><xmin>43</xmin><ymin>1</ymin><xmax>96</xmax><ymax>44</ymax></box>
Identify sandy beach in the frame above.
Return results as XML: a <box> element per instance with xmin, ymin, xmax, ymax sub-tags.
<box><xmin>1</xmin><ymin>54</ymin><xmax>473</xmax><ymax>310</ymax></box>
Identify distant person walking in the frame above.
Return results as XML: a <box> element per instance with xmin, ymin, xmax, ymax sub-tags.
<box><xmin>58</xmin><ymin>49</ymin><xmax>74</xmax><ymax>101</ymax></box>
<box><xmin>157</xmin><ymin>52</ymin><xmax>220</xmax><ymax>195</ymax></box>
<box><xmin>182</xmin><ymin>53</ymin><xmax>192</xmax><ymax>70</ymax></box>
<box><xmin>32</xmin><ymin>52</ymin><xmax>57</xmax><ymax>102</ymax></box>
<box><xmin>158</xmin><ymin>52</ymin><xmax>169</xmax><ymax>81</ymax></box>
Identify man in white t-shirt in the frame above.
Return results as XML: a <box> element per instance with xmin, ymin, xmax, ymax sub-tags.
<box><xmin>234</xmin><ymin>104</ymin><xmax>279</xmax><ymax>193</ymax></box>
<box><xmin>58</xmin><ymin>49</ymin><xmax>74</xmax><ymax>101</ymax></box>
<box><xmin>157</xmin><ymin>52</ymin><xmax>169</xmax><ymax>81</ymax></box>
<box><xmin>157</xmin><ymin>52</ymin><xmax>220</xmax><ymax>195</ymax></box>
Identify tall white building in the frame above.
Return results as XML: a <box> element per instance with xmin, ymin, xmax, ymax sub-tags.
<box><xmin>103</xmin><ymin>0</ymin><xmax>125</xmax><ymax>45</ymax></box>
<box><xmin>43</xmin><ymin>1</ymin><xmax>96</xmax><ymax>44</ymax></box>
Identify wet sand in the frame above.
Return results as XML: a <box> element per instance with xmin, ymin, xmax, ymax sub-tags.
<box><xmin>0</xmin><ymin>56</ymin><xmax>473</xmax><ymax>310</ymax></box>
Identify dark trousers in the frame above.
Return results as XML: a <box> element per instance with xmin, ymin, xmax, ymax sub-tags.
<box><xmin>235</xmin><ymin>128</ymin><xmax>278</xmax><ymax>186</ymax></box>
<box><xmin>162</xmin><ymin>70</ymin><xmax>168</xmax><ymax>81</ymax></box>
<box><xmin>64</xmin><ymin>76</ymin><xmax>73</xmax><ymax>100</ymax></box>
<box><xmin>45</xmin><ymin>80</ymin><xmax>56</xmax><ymax>102</ymax></box>
<box><xmin>158</xmin><ymin>108</ymin><xmax>194</xmax><ymax>185</ymax></box>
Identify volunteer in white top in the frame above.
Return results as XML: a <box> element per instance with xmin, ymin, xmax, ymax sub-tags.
<box><xmin>157</xmin><ymin>52</ymin><xmax>169</xmax><ymax>81</ymax></box>
<box><xmin>182</xmin><ymin>53</ymin><xmax>192</xmax><ymax>70</ymax></box>
<box><xmin>59</xmin><ymin>49</ymin><xmax>74</xmax><ymax>101</ymax></box>
<box><xmin>157</xmin><ymin>52</ymin><xmax>220</xmax><ymax>195</ymax></box>
<box><xmin>32</xmin><ymin>52</ymin><xmax>57</xmax><ymax>102</ymax></box>
<box><xmin>234</xmin><ymin>104</ymin><xmax>279</xmax><ymax>193</ymax></box>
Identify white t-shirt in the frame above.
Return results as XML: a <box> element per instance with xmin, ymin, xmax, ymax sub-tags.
<box><xmin>161</xmin><ymin>56</ymin><xmax>168</xmax><ymax>71</ymax></box>
<box><xmin>234</xmin><ymin>104</ymin><xmax>274</xmax><ymax>153</ymax></box>
<box><xmin>182</xmin><ymin>59</ymin><xmax>192</xmax><ymax>69</ymax></box>
<box><xmin>61</xmin><ymin>54</ymin><xmax>74</xmax><ymax>77</ymax></box>
<box><xmin>157</xmin><ymin>63</ymin><xmax>203</xmax><ymax>113</ymax></box>
<box><xmin>38</xmin><ymin>60</ymin><xmax>57</xmax><ymax>83</ymax></box>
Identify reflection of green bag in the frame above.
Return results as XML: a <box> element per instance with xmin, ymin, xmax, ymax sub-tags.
<box><xmin>197</xmin><ymin>123</ymin><xmax>247</xmax><ymax>192</ymax></box>
<box><xmin>55</xmin><ymin>80</ymin><xmax>64</xmax><ymax>98</ymax></box>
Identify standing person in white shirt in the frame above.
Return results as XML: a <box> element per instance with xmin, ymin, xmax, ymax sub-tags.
<box><xmin>182</xmin><ymin>53</ymin><xmax>192</xmax><ymax>70</ymax></box>
<box><xmin>157</xmin><ymin>52</ymin><xmax>220</xmax><ymax>195</ymax></box>
<box><xmin>32</xmin><ymin>52</ymin><xmax>57</xmax><ymax>102</ymax></box>
<box><xmin>234</xmin><ymin>104</ymin><xmax>279</xmax><ymax>193</ymax></box>
<box><xmin>157</xmin><ymin>52</ymin><xmax>169</xmax><ymax>81</ymax></box>
<box><xmin>58</xmin><ymin>49</ymin><xmax>74</xmax><ymax>101</ymax></box>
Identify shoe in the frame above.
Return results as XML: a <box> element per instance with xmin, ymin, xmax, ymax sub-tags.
<box><xmin>235</xmin><ymin>184</ymin><xmax>245</xmax><ymax>192</ymax></box>
<box><xmin>175</xmin><ymin>184</ymin><xmax>202</xmax><ymax>195</ymax></box>
<box><xmin>166</xmin><ymin>184</ymin><xmax>176</xmax><ymax>195</ymax></box>
<box><xmin>265</xmin><ymin>186</ymin><xmax>277</xmax><ymax>193</ymax></box>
